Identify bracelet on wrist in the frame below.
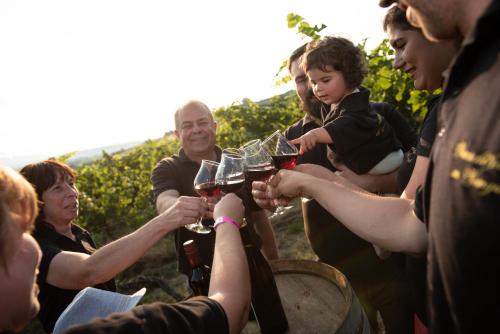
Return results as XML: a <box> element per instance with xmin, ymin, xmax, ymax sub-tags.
<box><xmin>214</xmin><ymin>215</ymin><xmax>241</xmax><ymax>230</ymax></box>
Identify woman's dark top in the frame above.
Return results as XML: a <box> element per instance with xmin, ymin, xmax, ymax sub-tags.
<box><xmin>34</xmin><ymin>222</ymin><xmax>116</xmax><ymax>333</ymax></box>
<box><xmin>397</xmin><ymin>95</ymin><xmax>440</xmax><ymax>326</ymax></box>
<box><xmin>397</xmin><ymin>95</ymin><xmax>440</xmax><ymax>192</ymax></box>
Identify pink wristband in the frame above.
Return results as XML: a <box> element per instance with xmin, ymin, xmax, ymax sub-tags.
<box><xmin>214</xmin><ymin>215</ymin><xmax>240</xmax><ymax>230</ymax></box>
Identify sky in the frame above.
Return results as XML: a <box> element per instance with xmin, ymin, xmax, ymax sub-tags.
<box><xmin>0</xmin><ymin>0</ymin><xmax>388</xmax><ymax>159</ymax></box>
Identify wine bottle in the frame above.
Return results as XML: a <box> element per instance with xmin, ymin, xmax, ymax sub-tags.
<box><xmin>239</xmin><ymin>222</ymin><xmax>288</xmax><ymax>333</ymax></box>
<box><xmin>183</xmin><ymin>240</ymin><xmax>211</xmax><ymax>296</ymax></box>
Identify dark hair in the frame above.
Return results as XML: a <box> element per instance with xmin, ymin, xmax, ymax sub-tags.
<box><xmin>383</xmin><ymin>6</ymin><xmax>418</xmax><ymax>32</ymax></box>
<box><xmin>20</xmin><ymin>160</ymin><xmax>76</xmax><ymax>223</ymax></box>
<box><xmin>287</xmin><ymin>43</ymin><xmax>308</xmax><ymax>73</ymax></box>
<box><xmin>302</xmin><ymin>36</ymin><xmax>367</xmax><ymax>90</ymax></box>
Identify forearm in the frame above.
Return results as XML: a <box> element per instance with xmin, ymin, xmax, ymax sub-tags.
<box><xmin>251</xmin><ymin>210</ymin><xmax>279</xmax><ymax>260</ymax></box>
<box><xmin>298</xmin><ymin>175</ymin><xmax>427</xmax><ymax>255</ymax></box>
<box><xmin>50</xmin><ymin>216</ymin><xmax>175</xmax><ymax>289</ymax></box>
<box><xmin>316</xmin><ymin>127</ymin><xmax>333</xmax><ymax>144</ymax></box>
<box><xmin>209</xmin><ymin>224</ymin><xmax>250</xmax><ymax>334</ymax></box>
<box><xmin>156</xmin><ymin>190</ymin><xmax>179</xmax><ymax>214</ymax></box>
<box><xmin>87</xmin><ymin>216</ymin><xmax>173</xmax><ymax>284</ymax></box>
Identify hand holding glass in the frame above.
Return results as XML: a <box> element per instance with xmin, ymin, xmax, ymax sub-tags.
<box><xmin>189</xmin><ymin>160</ymin><xmax>220</xmax><ymax>234</ymax></box>
<box><xmin>215</xmin><ymin>149</ymin><xmax>245</xmax><ymax>194</ymax></box>
<box><xmin>241</xmin><ymin>139</ymin><xmax>276</xmax><ymax>183</ymax></box>
<box><xmin>261</xmin><ymin>130</ymin><xmax>299</xmax><ymax>170</ymax></box>
<box><xmin>261</xmin><ymin>131</ymin><xmax>298</xmax><ymax>216</ymax></box>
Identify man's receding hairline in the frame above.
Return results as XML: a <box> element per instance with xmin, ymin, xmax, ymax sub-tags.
<box><xmin>174</xmin><ymin>100</ymin><xmax>213</xmax><ymax>129</ymax></box>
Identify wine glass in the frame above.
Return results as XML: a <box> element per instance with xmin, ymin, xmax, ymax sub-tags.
<box><xmin>241</xmin><ymin>139</ymin><xmax>276</xmax><ymax>183</ymax></box>
<box><xmin>215</xmin><ymin>148</ymin><xmax>245</xmax><ymax>194</ymax></box>
<box><xmin>189</xmin><ymin>160</ymin><xmax>220</xmax><ymax>234</ymax></box>
<box><xmin>261</xmin><ymin>130</ymin><xmax>299</xmax><ymax>170</ymax></box>
<box><xmin>261</xmin><ymin>130</ymin><xmax>299</xmax><ymax>216</ymax></box>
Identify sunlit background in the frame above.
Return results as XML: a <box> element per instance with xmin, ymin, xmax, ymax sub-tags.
<box><xmin>0</xmin><ymin>0</ymin><xmax>388</xmax><ymax>163</ymax></box>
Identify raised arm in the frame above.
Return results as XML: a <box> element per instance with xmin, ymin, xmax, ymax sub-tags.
<box><xmin>209</xmin><ymin>194</ymin><xmax>250</xmax><ymax>334</ymax></box>
<box><xmin>45</xmin><ymin>196</ymin><xmax>206</xmax><ymax>289</ymax></box>
<box><xmin>268</xmin><ymin>169</ymin><xmax>427</xmax><ymax>256</ymax></box>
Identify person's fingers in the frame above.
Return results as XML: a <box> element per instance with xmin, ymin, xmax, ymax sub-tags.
<box><xmin>254</xmin><ymin>198</ymin><xmax>273</xmax><ymax>208</ymax></box>
<box><xmin>205</xmin><ymin>196</ymin><xmax>219</xmax><ymax>204</ymax></box>
<box><xmin>268</xmin><ymin>171</ymin><xmax>282</xmax><ymax>187</ymax></box>
<box><xmin>251</xmin><ymin>182</ymin><xmax>269</xmax><ymax>199</ymax></box>
<box><xmin>289</xmin><ymin>138</ymin><xmax>300</xmax><ymax>145</ymax></box>
<box><xmin>252</xmin><ymin>180</ymin><xmax>267</xmax><ymax>191</ymax></box>
<box><xmin>178</xmin><ymin>197</ymin><xmax>205</xmax><ymax>218</ymax></box>
<box><xmin>294</xmin><ymin>164</ymin><xmax>308</xmax><ymax>173</ymax></box>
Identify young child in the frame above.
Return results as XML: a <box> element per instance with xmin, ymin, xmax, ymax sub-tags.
<box><xmin>291</xmin><ymin>36</ymin><xmax>403</xmax><ymax>175</ymax></box>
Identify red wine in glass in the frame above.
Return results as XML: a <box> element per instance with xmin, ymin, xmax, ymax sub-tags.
<box><xmin>218</xmin><ymin>176</ymin><xmax>245</xmax><ymax>194</ymax></box>
<box><xmin>271</xmin><ymin>153</ymin><xmax>298</xmax><ymax>170</ymax></box>
<box><xmin>194</xmin><ymin>181</ymin><xmax>221</xmax><ymax>197</ymax></box>
<box><xmin>190</xmin><ymin>160</ymin><xmax>220</xmax><ymax>234</ymax></box>
<box><xmin>244</xmin><ymin>163</ymin><xmax>277</xmax><ymax>182</ymax></box>
<box><xmin>216</xmin><ymin>149</ymin><xmax>245</xmax><ymax>194</ymax></box>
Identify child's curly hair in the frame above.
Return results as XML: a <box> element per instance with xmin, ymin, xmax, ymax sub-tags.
<box><xmin>302</xmin><ymin>36</ymin><xmax>367</xmax><ymax>90</ymax></box>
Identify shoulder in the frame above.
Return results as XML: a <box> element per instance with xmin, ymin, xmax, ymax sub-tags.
<box><xmin>284</xmin><ymin>118</ymin><xmax>306</xmax><ymax>140</ymax></box>
<box><xmin>151</xmin><ymin>155</ymin><xmax>183</xmax><ymax>181</ymax></box>
<box><xmin>153</xmin><ymin>155</ymin><xmax>181</xmax><ymax>171</ymax></box>
<box><xmin>33</xmin><ymin>223</ymin><xmax>61</xmax><ymax>248</ymax></box>
<box><xmin>369</xmin><ymin>101</ymin><xmax>396</xmax><ymax>117</ymax></box>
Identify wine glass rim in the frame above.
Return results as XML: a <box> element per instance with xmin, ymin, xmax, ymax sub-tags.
<box><xmin>201</xmin><ymin>159</ymin><xmax>220</xmax><ymax>166</ymax></box>
<box><xmin>240</xmin><ymin>139</ymin><xmax>264</xmax><ymax>157</ymax></box>
<box><xmin>241</xmin><ymin>139</ymin><xmax>261</xmax><ymax>148</ymax></box>
<box><xmin>261</xmin><ymin>130</ymin><xmax>283</xmax><ymax>146</ymax></box>
<box><xmin>222</xmin><ymin>148</ymin><xmax>244</xmax><ymax>158</ymax></box>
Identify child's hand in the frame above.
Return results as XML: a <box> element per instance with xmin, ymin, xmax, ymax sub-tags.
<box><xmin>290</xmin><ymin>130</ymin><xmax>319</xmax><ymax>155</ymax></box>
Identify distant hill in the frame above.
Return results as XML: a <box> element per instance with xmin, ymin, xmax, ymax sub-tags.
<box><xmin>65</xmin><ymin>141</ymin><xmax>145</xmax><ymax>167</ymax></box>
<box><xmin>1</xmin><ymin>140</ymin><xmax>145</xmax><ymax>169</ymax></box>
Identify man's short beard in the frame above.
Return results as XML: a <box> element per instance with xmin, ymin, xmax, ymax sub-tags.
<box><xmin>301</xmin><ymin>91</ymin><xmax>323</xmax><ymax>120</ymax></box>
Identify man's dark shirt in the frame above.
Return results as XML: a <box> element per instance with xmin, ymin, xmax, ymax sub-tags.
<box><xmin>285</xmin><ymin>108</ymin><xmax>414</xmax><ymax>279</ymax></box>
<box><xmin>416</xmin><ymin>2</ymin><xmax>500</xmax><ymax>332</ymax></box>
<box><xmin>34</xmin><ymin>222</ymin><xmax>116</xmax><ymax>333</ymax></box>
<box><xmin>285</xmin><ymin>106</ymin><xmax>416</xmax><ymax>333</ymax></box>
<box><xmin>323</xmin><ymin>87</ymin><xmax>403</xmax><ymax>174</ymax></box>
<box><xmin>65</xmin><ymin>297</ymin><xmax>228</xmax><ymax>334</ymax></box>
<box><xmin>151</xmin><ymin>146</ymin><xmax>262</xmax><ymax>276</ymax></box>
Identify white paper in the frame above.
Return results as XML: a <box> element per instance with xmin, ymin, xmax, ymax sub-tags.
<box><xmin>53</xmin><ymin>287</ymin><xmax>146</xmax><ymax>334</ymax></box>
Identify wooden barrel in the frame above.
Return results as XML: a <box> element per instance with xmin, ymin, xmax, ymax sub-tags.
<box><xmin>269</xmin><ymin>259</ymin><xmax>371</xmax><ymax>334</ymax></box>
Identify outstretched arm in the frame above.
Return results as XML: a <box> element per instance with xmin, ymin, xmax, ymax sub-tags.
<box><xmin>290</xmin><ymin>127</ymin><xmax>332</xmax><ymax>155</ymax></box>
<box><xmin>209</xmin><ymin>194</ymin><xmax>250</xmax><ymax>334</ymax></box>
<box><xmin>267</xmin><ymin>170</ymin><xmax>427</xmax><ymax>255</ymax></box>
<box><xmin>46</xmin><ymin>196</ymin><xmax>207</xmax><ymax>289</ymax></box>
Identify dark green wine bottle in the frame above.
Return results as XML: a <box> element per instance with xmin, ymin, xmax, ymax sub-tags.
<box><xmin>183</xmin><ymin>240</ymin><xmax>211</xmax><ymax>296</ymax></box>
